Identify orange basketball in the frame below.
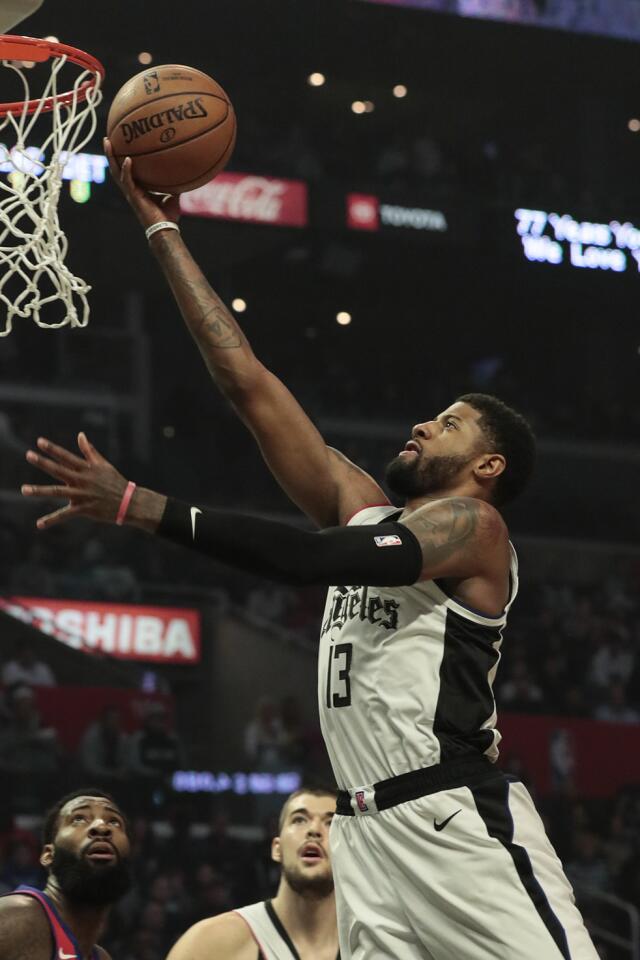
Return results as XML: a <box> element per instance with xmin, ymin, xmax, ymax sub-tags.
<box><xmin>106</xmin><ymin>64</ymin><xmax>236</xmax><ymax>194</ymax></box>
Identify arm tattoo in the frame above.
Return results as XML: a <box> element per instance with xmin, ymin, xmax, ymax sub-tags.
<box><xmin>153</xmin><ymin>234</ymin><xmax>243</xmax><ymax>350</ymax></box>
<box><xmin>406</xmin><ymin>498</ymin><xmax>479</xmax><ymax>567</ymax></box>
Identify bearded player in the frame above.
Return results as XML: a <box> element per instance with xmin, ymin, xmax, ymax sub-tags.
<box><xmin>166</xmin><ymin>787</ymin><xmax>339</xmax><ymax>960</ymax></box>
<box><xmin>23</xmin><ymin>147</ymin><xmax>598</xmax><ymax>959</ymax></box>
<box><xmin>0</xmin><ymin>789</ymin><xmax>131</xmax><ymax>960</ymax></box>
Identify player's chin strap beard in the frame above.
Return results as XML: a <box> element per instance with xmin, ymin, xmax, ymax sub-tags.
<box><xmin>284</xmin><ymin>864</ymin><xmax>335</xmax><ymax>900</ymax></box>
<box><xmin>50</xmin><ymin>844</ymin><xmax>132</xmax><ymax>906</ymax></box>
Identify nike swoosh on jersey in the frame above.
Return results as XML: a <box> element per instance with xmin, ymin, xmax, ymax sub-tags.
<box><xmin>190</xmin><ymin>506</ymin><xmax>202</xmax><ymax>541</ymax></box>
<box><xmin>433</xmin><ymin>809</ymin><xmax>462</xmax><ymax>832</ymax></box>
<box><xmin>59</xmin><ymin>951</ymin><xmax>77</xmax><ymax>960</ymax></box>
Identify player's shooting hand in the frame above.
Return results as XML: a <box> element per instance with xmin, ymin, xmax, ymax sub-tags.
<box><xmin>21</xmin><ymin>433</ymin><xmax>128</xmax><ymax>530</ymax></box>
<box><xmin>104</xmin><ymin>137</ymin><xmax>180</xmax><ymax>229</ymax></box>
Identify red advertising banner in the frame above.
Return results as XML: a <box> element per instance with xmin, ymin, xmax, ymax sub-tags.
<box><xmin>1</xmin><ymin>597</ymin><xmax>201</xmax><ymax>664</ymax></box>
<box><xmin>180</xmin><ymin>172</ymin><xmax>309</xmax><ymax>227</ymax></box>
<box><xmin>499</xmin><ymin>713</ymin><xmax>640</xmax><ymax>798</ymax></box>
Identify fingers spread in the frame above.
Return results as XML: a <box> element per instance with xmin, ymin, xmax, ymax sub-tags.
<box><xmin>36</xmin><ymin>504</ymin><xmax>85</xmax><ymax>530</ymax></box>
<box><xmin>36</xmin><ymin>436</ymin><xmax>86</xmax><ymax>469</ymax></box>
<box><xmin>26</xmin><ymin>450</ymin><xmax>79</xmax><ymax>483</ymax></box>
<box><xmin>22</xmin><ymin>483</ymin><xmax>85</xmax><ymax>500</ymax></box>
<box><xmin>77</xmin><ymin>431</ymin><xmax>106</xmax><ymax>464</ymax></box>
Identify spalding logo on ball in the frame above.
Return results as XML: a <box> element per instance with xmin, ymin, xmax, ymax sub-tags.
<box><xmin>107</xmin><ymin>64</ymin><xmax>237</xmax><ymax>194</ymax></box>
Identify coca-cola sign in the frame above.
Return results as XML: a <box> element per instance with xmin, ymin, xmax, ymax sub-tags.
<box><xmin>180</xmin><ymin>173</ymin><xmax>308</xmax><ymax>227</ymax></box>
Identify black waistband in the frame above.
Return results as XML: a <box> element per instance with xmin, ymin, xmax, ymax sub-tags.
<box><xmin>336</xmin><ymin>755</ymin><xmax>500</xmax><ymax>815</ymax></box>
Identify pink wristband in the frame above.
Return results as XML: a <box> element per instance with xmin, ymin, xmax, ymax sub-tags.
<box><xmin>116</xmin><ymin>481</ymin><xmax>137</xmax><ymax>526</ymax></box>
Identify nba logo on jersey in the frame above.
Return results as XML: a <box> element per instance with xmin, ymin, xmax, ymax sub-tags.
<box><xmin>374</xmin><ymin>534</ymin><xmax>402</xmax><ymax>547</ymax></box>
<box><xmin>355</xmin><ymin>790</ymin><xmax>368</xmax><ymax>812</ymax></box>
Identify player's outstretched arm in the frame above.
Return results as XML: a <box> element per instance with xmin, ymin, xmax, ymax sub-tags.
<box><xmin>104</xmin><ymin>140</ymin><xmax>386</xmax><ymax>528</ymax></box>
<box><xmin>165</xmin><ymin>913</ymin><xmax>257</xmax><ymax>960</ymax></box>
<box><xmin>22</xmin><ymin>437</ymin><xmax>506</xmax><ymax>604</ymax></box>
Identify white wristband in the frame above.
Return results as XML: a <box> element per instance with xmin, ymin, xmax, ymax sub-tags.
<box><xmin>145</xmin><ymin>221</ymin><xmax>180</xmax><ymax>241</ymax></box>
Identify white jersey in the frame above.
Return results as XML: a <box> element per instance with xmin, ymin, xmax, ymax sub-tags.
<box><xmin>318</xmin><ymin>504</ymin><xmax>519</xmax><ymax>788</ymax></box>
<box><xmin>235</xmin><ymin>900</ymin><xmax>340</xmax><ymax>959</ymax></box>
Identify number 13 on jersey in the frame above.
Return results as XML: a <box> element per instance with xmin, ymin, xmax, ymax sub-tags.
<box><xmin>325</xmin><ymin>642</ymin><xmax>353</xmax><ymax>708</ymax></box>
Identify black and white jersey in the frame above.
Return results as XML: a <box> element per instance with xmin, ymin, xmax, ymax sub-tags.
<box><xmin>318</xmin><ymin>504</ymin><xmax>519</xmax><ymax>788</ymax></box>
<box><xmin>235</xmin><ymin>900</ymin><xmax>339</xmax><ymax>960</ymax></box>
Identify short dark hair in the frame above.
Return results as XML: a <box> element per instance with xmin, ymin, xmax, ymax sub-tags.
<box><xmin>457</xmin><ymin>393</ymin><xmax>536</xmax><ymax>507</ymax></box>
<box><xmin>277</xmin><ymin>785</ymin><xmax>338</xmax><ymax>833</ymax></box>
<box><xmin>42</xmin><ymin>788</ymin><xmax>129</xmax><ymax>845</ymax></box>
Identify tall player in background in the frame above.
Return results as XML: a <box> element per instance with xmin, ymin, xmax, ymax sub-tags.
<box><xmin>0</xmin><ymin>789</ymin><xmax>132</xmax><ymax>960</ymax></box>
<box><xmin>23</xmin><ymin>144</ymin><xmax>599</xmax><ymax>959</ymax></box>
<box><xmin>167</xmin><ymin>788</ymin><xmax>339</xmax><ymax>960</ymax></box>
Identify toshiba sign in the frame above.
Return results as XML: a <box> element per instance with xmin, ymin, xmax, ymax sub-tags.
<box><xmin>1</xmin><ymin>597</ymin><xmax>201</xmax><ymax>664</ymax></box>
<box><xmin>180</xmin><ymin>172</ymin><xmax>308</xmax><ymax>227</ymax></box>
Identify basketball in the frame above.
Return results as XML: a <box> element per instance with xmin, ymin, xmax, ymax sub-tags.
<box><xmin>106</xmin><ymin>64</ymin><xmax>236</xmax><ymax>194</ymax></box>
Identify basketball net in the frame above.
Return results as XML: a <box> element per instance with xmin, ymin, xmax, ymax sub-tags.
<box><xmin>0</xmin><ymin>37</ymin><xmax>103</xmax><ymax>336</ymax></box>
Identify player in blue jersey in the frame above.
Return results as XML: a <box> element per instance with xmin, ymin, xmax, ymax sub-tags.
<box><xmin>0</xmin><ymin>789</ymin><xmax>131</xmax><ymax>960</ymax></box>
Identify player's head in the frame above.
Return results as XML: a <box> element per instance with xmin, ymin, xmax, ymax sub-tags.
<box><xmin>385</xmin><ymin>393</ymin><xmax>535</xmax><ymax>507</ymax></box>
<box><xmin>272</xmin><ymin>787</ymin><xmax>337</xmax><ymax>900</ymax></box>
<box><xmin>41</xmin><ymin>788</ymin><xmax>132</xmax><ymax>907</ymax></box>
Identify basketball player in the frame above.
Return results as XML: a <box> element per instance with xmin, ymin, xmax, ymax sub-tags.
<box><xmin>166</xmin><ymin>787</ymin><xmax>339</xmax><ymax>960</ymax></box>
<box><xmin>24</xmin><ymin>148</ymin><xmax>599</xmax><ymax>959</ymax></box>
<box><xmin>0</xmin><ymin>788</ymin><xmax>132</xmax><ymax>960</ymax></box>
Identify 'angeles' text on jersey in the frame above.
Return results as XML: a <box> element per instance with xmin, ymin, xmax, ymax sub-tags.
<box><xmin>318</xmin><ymin>505</ymin><xmax>519</xmax><ymax>788</ymax></box>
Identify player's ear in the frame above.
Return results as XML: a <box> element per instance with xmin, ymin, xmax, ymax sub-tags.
<box><xmin>271</xmin><ymin>836</ymin><xmax>282</xmax><ymax>864</ymax></box>
<box><xmin>40</xmin><ymin>844</ymin><xmax>54</xmax><ymax>868</ymax></box>
<box><xmin>474</xmin><ymin>452</ymin><xmax>505</xmax><ymax>481</ymax></box>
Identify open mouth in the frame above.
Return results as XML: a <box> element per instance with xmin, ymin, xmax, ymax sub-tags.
<box><xmin>399</xmin><ymin>439</ymin><xmax>421</xmax><ymax>457</ymax></box>
<box><xmin>85</xmin><ymin>841</ymin><xmax>117</xmax><ymax>863</ymax></box>
<box><xmin>299</xmin><ymin>843</ymin><xmax>324</xmax><ymax>864</ymax></box>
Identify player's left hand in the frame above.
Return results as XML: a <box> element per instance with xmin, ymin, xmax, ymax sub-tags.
<box><xmin>21</xmin><ymin>433</ymin><xmax>128</xmax><ymax>530</ymax></box>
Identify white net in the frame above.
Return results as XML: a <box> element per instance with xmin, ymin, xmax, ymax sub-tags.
<box><xmin>0</xmin><ymin>45</ymin><xmax>102</xmax><ymax>335</ymax></box>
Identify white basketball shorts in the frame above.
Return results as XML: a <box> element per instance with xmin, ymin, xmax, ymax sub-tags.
<box><xmin>331</xmin><ymin>763</ymin><xmax>599</xmax><ymax>959</ymax></box>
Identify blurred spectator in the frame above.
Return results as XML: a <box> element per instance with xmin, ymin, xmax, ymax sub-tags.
<box><xmin>128</xmin><ymin>703</ymin><xmax>186</xmax><ymax>812</ymax></box>
<box><xmin>280</xmin><ymin>694</ymin><xmax>307</xmax><ymax>769</ymax></box>
<box><xmin>82</xmin><ymin>538</ymin><xmax>141</xmax><ymax>603</ymax></box>
<box><xmin>244</xmin><ymin>697</ymin><xmax>288</xmax><ymax>771</ymax></box>
<box><xmin>498</xmin><ymin>657</ymin><xmax>544</xmax><ymax>713</ymax></box>
<box><xmin>8</xmin><ymin>542</ymin><xmax>56</xmax><ymax>596</ymax></box>
<box><xmin>185</xmin><ymin>863</ymin><xmax>234</xmax><ymax>926</ymax></box>
<box><xmin>565</xmin><ymin>830</ymin><xmax>611</xmax><ymax>893</ymax></box>
<box><xmin>593</xmin><ymin>682</ymin><xmax>640</xmax><ymax>724</ymax></box>
<box><xmin>589</xmin><ymin>629</ymin><xmax>635</xmax><ymax>689</ymax></box>
<box><xmin>79</xmin><ymin>705</ymin><xmax>130</xmax><ymax>791</ymax></box>
<box><xmin>1</xmin><ymin>641</ymin><xmax>55</xmax><ymax>687</ymax></box>
<box><xmin>539</xmin><ymin>651</ymin><xmax>569</xmax><ymax>714</ymax></box>
<box><xmin>0</xmin><ymin>840</ymin><xmax>42</xmax><ymax>889</ymax></box>
<box><xmin>0</xmin><ymin>807</ymin><xmax>39</xmax><ymax>863</ymax></box>
<box><xmin>0</xmin><ymin>685</ymin><xmax>61</xmax><ymax>811</ymax></box>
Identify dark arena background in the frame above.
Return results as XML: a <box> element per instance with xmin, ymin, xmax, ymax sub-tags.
<box><xmin>0</xmin><ymin>0</ymin><xmax>639</xmax><ymax>956</ymax></box>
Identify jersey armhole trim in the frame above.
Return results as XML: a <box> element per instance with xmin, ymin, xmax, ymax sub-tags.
<box><xmin>342</xmin><ymin>502</ymin><xmax>392</xmax><ymax>526</ymax></box>
<box><xmin>232</xmin><ymin>910</ymin><xmax>268</xmax><ymax>960</ymax></box>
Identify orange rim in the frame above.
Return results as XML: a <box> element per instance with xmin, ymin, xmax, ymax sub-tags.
<box><xmin>0</xmin><ymin>34</ymin><xmax>104</xmax><ymax>117</ymax></box>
